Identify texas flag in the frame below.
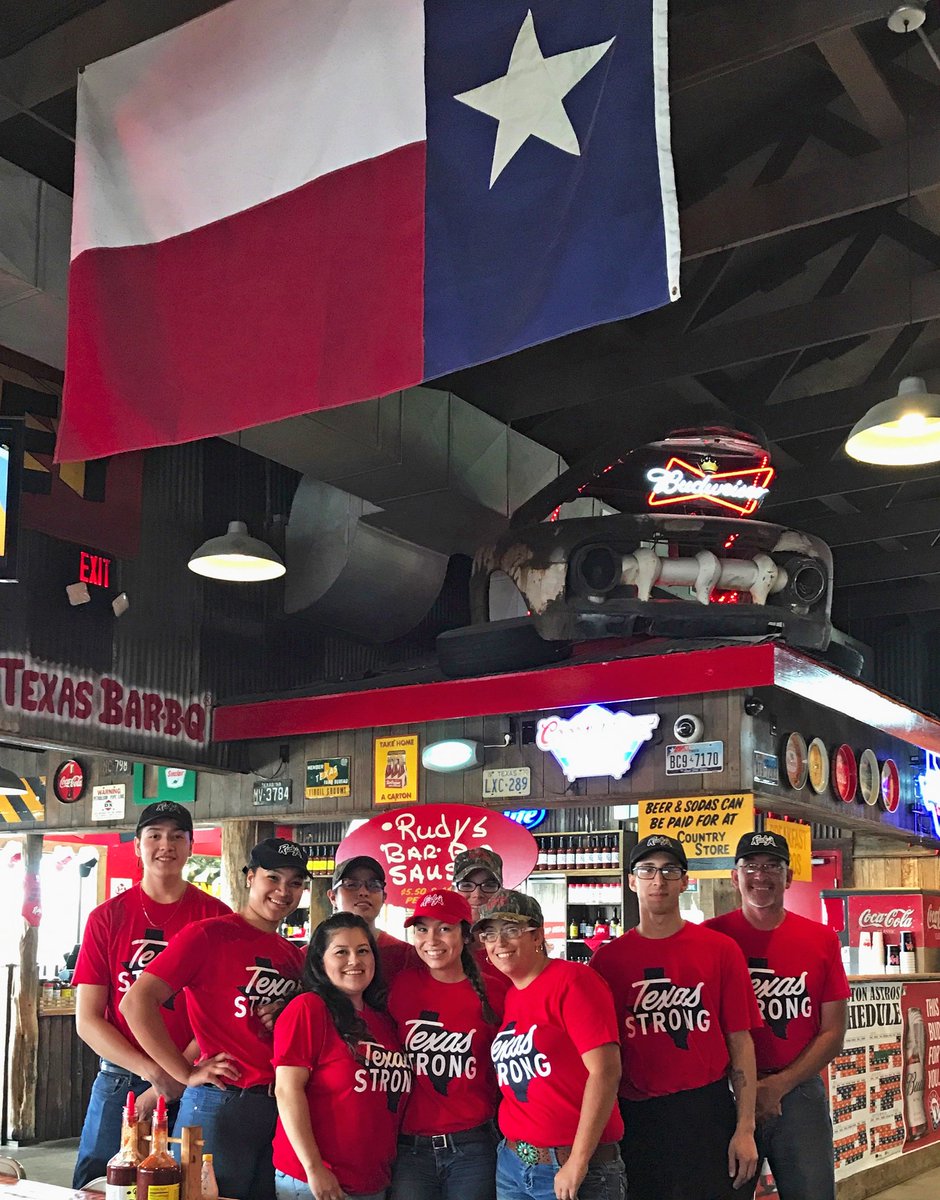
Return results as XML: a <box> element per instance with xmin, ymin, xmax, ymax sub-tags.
<box><xmin>57</xmin><ymin>0</ymin><xmax>679</xmax><ymax>463</ymax></box>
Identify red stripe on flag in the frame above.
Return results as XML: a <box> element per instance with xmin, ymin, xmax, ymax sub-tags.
<box><xmin>58</xmin><ymin>142</ymin><xmax>426</xmax><ymax>462</ymax></box>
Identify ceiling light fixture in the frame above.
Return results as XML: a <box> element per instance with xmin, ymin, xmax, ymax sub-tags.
<box><xmin>0</xmin><ymin>765</ymin><xmax>27</xmax><ymax>796</ymax></box>
<box><xmin>187</xmin><ymin>520</ymin><xmax>285</xmax><ymax>582</ymax></box>
<box><xmin>845</xmin><ymin>9</ymin><xmax>940</xmax><ymax>466</ymax></box>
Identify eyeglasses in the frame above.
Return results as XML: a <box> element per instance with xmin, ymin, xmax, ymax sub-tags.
<box><xmin>632</xmin><ymin>863</ymin><xmax>686</xmax><ymax>881</ymax></box>
<box><xmin>336</xmin><ymin>878</ymin><xmax>384</xmax><ymax>893</ymax></box>
<box><xmin>737</xmin><ymin>862</ymin><xmax>787</xmax><ymax>876</ymax></box>
<box><xmin>455</xmin><ymin>879</ymin><xmax>500</xmax><ymax>894</ymax></box>
<box><xmin>478</xmin><ymin>924</ymin><xmax>538</xmax><ymax>944</ymax></box>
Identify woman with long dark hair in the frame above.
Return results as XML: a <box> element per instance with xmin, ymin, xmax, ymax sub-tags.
<box><xmin>273</xmin><ymin>912</ymin><xmax>412</xmax><ymax>1200</ymax></box>
<box><xmin>388</xmin><ymin>890</ymin><xmax>508</xmax><ymax>1200</ymax></box>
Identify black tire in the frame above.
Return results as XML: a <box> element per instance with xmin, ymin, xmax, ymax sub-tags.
<box><xmin>437</xmin><ymin>618</ymin><xmax>572</xmax><ymax>679</ymax></box>
<box><xmin>808</xmin><ymin>639</ymin><xmax>865</xmax><ymax>679</ymax></box>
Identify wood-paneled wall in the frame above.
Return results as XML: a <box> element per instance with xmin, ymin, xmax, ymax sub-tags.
<box><xmin>853</xmin><ymin>836</ymin><xmax>940</xmax><ymax>890</ymax></box>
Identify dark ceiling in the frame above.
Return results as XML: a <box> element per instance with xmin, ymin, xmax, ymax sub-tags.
<box><xmin>4</xmin><ymin>0</ymin><xmax>940</xmax><ymax>645</ymax></box>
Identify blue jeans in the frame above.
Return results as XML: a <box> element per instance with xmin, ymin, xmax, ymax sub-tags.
<box><xmin>495</xmin><ymin>1140</ymin><xmax>624</xmax><ymax>1200</ymax></box>
<box><xmin>176</xmin><ymin>1085</ymin><xmax>278</xmax><ymax>1200</ymax></box>
<box><xmin>73</xmin><ymin>1067</ymin><xmax>153</xmax><ymax>1188</ymax></box>
<box><xmin>754</xmin><ymin>1074</ymin><xmax>835</xmax><ymax>1200</ymax></box>
<box><xmin>275</xmin><ymin>1169</ymin><xmax>385</xmax><ymax>1200</ymax></box>
<box><xmin>390</xmin><ymin>1133</ymin><xmax>496</xmax><ymax>1200</ymax></box>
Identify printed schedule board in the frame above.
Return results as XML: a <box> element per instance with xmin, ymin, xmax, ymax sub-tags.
<box><xmin>637</xmin><ymin>793</ymin><xmax>753</xmax><ymax>875</ymax></box>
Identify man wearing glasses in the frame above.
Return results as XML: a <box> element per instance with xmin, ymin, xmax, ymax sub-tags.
<box><xmin>591</xmin><ymin>834</ymin><xmax>760</xmax><ymax>1200</ymax></box>
<box><xmin>452</xmin><ymin>847</ymin><xmax>504</xmax><ymax>921</ymax></box>
<box><xmin>706</xmin><ymin>831</ymin><xmax>848</xmax><ymax>1200</ymax></box>
<box><xmin>328</xmin><ymin>855</ymin><xmax>416</xmax><ymax>982</ymax></box>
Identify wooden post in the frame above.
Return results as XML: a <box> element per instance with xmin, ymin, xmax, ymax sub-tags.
<box><xmin>220</xmin><ymin>821</ymin><xmax>275</xmax><ymax>910</ymax></box>
<box><xmin>308</xmin><ymin>878</ymin><xmax>333</xmax><ymax>934</ymax></box>
<box><xmin>10</xmin><ymin>834</ymin><xmax>42</xmax><ymax>1142</ymax></box>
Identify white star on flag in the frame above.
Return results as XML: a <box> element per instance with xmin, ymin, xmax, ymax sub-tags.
<box><xmin>454</xmin><ymin>10</ymin><xmax>615</xmax><ymax>187</ymax></box>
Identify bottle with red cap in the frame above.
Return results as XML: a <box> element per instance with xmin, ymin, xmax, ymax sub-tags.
<box><xmin>106</xmin><ymin>1091</ymin><xmax>141</xmax><ymax>1200</ymax></box>
<box><xmin>137</xmin><ymin>1095</ymin><xmax>182</xmax><ymax>1200</ymax></box>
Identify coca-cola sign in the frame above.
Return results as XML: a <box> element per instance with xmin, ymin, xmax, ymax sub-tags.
<box><xmin>927</xmin><ymin>905</ymin><xmax>940</xmax><ymax>933</ymax></box>
<box><xmin>858</xmin><ymin>907</ymin><xmax>914</xmax><ymax>930</ymax></box>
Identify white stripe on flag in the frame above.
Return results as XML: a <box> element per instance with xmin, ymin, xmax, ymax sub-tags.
<box><xmin>71</xmin><ymin>0</ymin><xmax>426</xmax><ymax>257</ymax></box>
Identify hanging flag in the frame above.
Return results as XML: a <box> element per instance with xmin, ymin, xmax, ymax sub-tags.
<box><xmin>58</xmin><ymin>0</ymin><xmax>679</xmax><ymax>463</ymax></box>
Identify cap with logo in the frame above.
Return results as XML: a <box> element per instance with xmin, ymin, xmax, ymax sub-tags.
<box><xmin>331</xmin><ymin>855</ymin><xmax>386</xmax><ymax>889</ymax></box>
<box><xmin>735</xmin><ymin>831</ymin><xmax>790</xmax><ymax>864</ymax></box>
<box><xmin>404</xmin><ymin>889</ymin><xmax>472</xmax><ymax>928</ymax></box>
<box><xmin>629</xmin><ymin>834</ymin><xmax>688</xmax><ymax>872</ymax></box>
<box><xmin>136</xmin><ymin>800</ymin><xmax>194</xmax><ymax>837</ymax></box>
<box><xmin>471</xmin><ymin>888</ymin><xmax>542</xmax><ymax>931</ymax></box>
<box><xmin>451</xmin><ymin>847</ymin><xmax>504</xmax><ymax>885</ymax></box>
<box><xmin>244</xmin><ymin>838</ymin><xmax>312</xmax><ymax>875</ymax></box>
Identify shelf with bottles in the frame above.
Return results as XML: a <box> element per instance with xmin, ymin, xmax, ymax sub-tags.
<box><xmin>303</xmin><ymin>843</ymin><xmax>339</xmax><ymax>877</ymax></box>
<box><xmin>533</xmin><ymin>830</ymin><xmax>622</xmax><ymax>873</ymax></box>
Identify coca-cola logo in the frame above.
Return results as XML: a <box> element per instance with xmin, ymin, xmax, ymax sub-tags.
<box><xmin>859</xmin><ymin>907</ymin><xmax>914</xmax><ymax>929</ymax></box>
<box><xmin>53</xmin><ymin>759</ymin><xmax>85</xmax><ymax>804</ymax></box>
<box><xmin>926</xmin><ymin>907</ymin><xmax>940</xmax><ymax>932</ymax></box>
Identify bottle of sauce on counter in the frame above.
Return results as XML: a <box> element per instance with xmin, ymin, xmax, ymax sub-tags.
<box><xmin>200</xmin><ymin>1154</ymin><xmax>219</xmax><ymax>1200</ymax></box>
<box><xmin>137</xmin><ymin>1095</ymin><xmax>181</xmax><ymax>1200</ymax></box>
<box><xmin>107</xmin><ymin>1091</ymin><xmax>141</xmax><ymax>1200</ymax></box>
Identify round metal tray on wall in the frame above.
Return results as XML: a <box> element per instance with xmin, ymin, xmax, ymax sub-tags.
<box><xmin>783</xmin><ymin>732</ymin><xmax>808</xmax><ymax>790</ymax></box>
<box><xmin>807</xmin><ymin>738</ymin><xmax>829</xmax><ymax>795</ymax></box>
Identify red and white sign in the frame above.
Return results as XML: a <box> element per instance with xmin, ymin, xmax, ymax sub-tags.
<box><xmin>645</xmin><ymin>456</ymin><xmax>774</xmax><ymax>517</ymax></box>
<box><xmin>53</xmin><ymin>759</ymin><xmax>85</xmax><ymax>803</ymax></box>
<box><xmin>335</xmin><ymin>803</ymin><xmax>538</xmax><ymax>908</ymax></box>
<box><xmin>848</xmin><ymin>894</ymin><xmax>940</xmax><ymax>952</ymax></box>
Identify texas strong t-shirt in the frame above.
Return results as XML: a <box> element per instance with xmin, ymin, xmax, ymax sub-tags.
<box><xmin>591</xmin><ymin>922</ymin><xmax>761</xmax><ymax>1100</ymax></box>
<box><xmin>388</xmin><ymin>966</ymin><xmax>507</xmax><ymax>1135</ymax></box>
<box><xmin>144</xmin><ymin>912</ymin><xmax>304</xmax><ymax>1087</ymax></box>
<box><xmin>706</xmin><ymin>908</ymin><xmax>849</xmax><ymax>1071</ymax></box>
<box><xmin>272</xmin><ymin>993</ymin><xmax>411</xmax><ymax>1194</ymax></box>
<box><xmin>73</xmin><ymin>883</ymin><xmax>230</xmax><ymax>1052</ymax></box>
<box><xmin>491</xmin><ymin>959</ymin><xmax>623</xmax><ymax>1146</ymax></box>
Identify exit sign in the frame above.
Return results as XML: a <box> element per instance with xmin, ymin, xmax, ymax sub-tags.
<box><xmin>79</xmin><ymin>550</ymin><xmax>112</xmax><ymax>588</ymax></box>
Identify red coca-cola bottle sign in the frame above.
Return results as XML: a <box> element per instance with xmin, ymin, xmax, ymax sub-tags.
<box><xmin>53</xmin><ymin>759</ymin><xmax>85</xmax><ymax>803</ymax></box>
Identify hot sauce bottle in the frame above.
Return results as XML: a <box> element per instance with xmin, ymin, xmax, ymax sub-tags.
<box><xmin>137</xmin><ymin>1095</ymin><xmax>182</xmax><ymax>1200</ymax></box>
<box><xmin>106</xmin><ymin>1091</ymin><xmax>141</xmax><ymax>1200</ymax></box>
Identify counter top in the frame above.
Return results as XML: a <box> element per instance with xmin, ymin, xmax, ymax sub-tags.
<box><xmin>847</xmin><ymin>973</ymin><xmax>940</xmax><ymax>982</ymax></box>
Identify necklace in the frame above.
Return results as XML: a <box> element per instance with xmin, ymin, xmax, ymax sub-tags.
<box><xmin>139</xmin><ymin>883</ymin><xmax>189</xmax><ymax>930</ymax></box>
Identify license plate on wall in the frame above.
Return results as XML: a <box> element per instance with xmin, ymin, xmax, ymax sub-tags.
<box><xmin>665</xmin><ymin>741</ymin><xmax>724</xmax><ymax>775</ymax></box>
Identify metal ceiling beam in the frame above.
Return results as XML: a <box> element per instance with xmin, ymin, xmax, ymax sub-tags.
<box><xmin>835</xmin><ymin>545</ymin><xmax>940</xmax><ymax>587</ymax></box>
<box><xmin>835</xmin><ymin>577</ymin><xmax>940</xmax><ymax>619</ymax></box>
<box><xmin>681</xmin><ymin>124</ymin><xmax>940</xmax><ymax>259</ymax></box>
<box><xmin>766</xmin><ymin>459</ymin><xmax>940</xmax><ymax>508</ymax></box>
<box><xmin>806</xmin><ymin>498</ymin><xmax>940</xmax><ymax>547</ymax></box>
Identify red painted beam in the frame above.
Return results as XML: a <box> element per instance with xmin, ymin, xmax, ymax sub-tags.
<box><xmin>212</xmin><ymin>643</ymin><xmax>777</xmax><ymax>742</ymax></box>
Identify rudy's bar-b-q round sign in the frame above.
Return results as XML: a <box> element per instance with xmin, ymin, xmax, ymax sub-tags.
<box><xmin>335</xmin><ymin>803</ymin><xmax>538</xmax><ymax>908</ymax></box>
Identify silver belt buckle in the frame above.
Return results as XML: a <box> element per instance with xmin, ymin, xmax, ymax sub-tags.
<box><xmin>431</xmin><ymin>1134</ymin><xmax>450</xmax><ymax>1151</ymax></box>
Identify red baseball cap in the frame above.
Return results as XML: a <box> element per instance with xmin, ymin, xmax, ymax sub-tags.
<box><xmin>404</xmin><ymin>889</ymin><xmax>473</xmax><ymax>928</ymax></box>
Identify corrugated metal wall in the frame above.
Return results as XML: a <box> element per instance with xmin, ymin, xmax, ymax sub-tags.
<box><xmin>851</xmin><ymin>617</ymin><xmax>940</xmax><ymax>717</ymax></box>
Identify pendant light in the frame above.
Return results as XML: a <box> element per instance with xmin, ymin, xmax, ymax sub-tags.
<box><xmin>188</xmin><ymin>520</ymin><xmax>285</xmax><ymax>582</ymax></box>
<box><xmin>845</xmin><ymin>7</ymin><xmax>940</xmax><ymax>466</ymax></box>
<box><xmin>0</xmin><ymin>765</ymin><xmax>27</xmax><ymax>796</ymax></box>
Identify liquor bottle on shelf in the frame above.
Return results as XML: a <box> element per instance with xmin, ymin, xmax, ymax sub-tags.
<box><xmin>574</xmin><ymin>836</ymin><xmax>586</xmax><ymax>870</ymax></box>
<box><xmin>106</xmin><ymin>1091</ymin><xmax>141</xmax><ymax>1200</ymax></box>
<box><xmin>563</xmin><ymin>837</ymin><xmax>575</xmax><ymax>871</ymax></box>
<box><xmin>545</xmin><ymin>839</ymin><xmax>557</xmax><ymax>871</ymax></box>
<box><xmin>201</xmin><ymin>1154</ymin><xmax>219</xmax><ymax>1200</ymax></box>
<box><xmin>137</xmin><ymin>1095</ymin><xmax>182</xmax><ymax>1200</ymax></box>
<box><xmin>569</xmin><ymin>918</ymin><xmax>579</xmax><ymax>938</ymax></box>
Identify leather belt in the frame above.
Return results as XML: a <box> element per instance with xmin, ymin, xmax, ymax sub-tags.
<box><xmin>399</xmin><ymin>1123</ymin><xmax>494</xmax><ymax>1151</ymax></box>
<box><xmin>99</xmin><ymin>1060</ymin><xmax>144</xmax><ymax>1081</ymax></box>
<box><xmin>203</xmin><ymin>1081</ymin><xmax>275</xmax><ymax>1097</ymax></box>
<box><xmin>506</xmin><ymin>1139</ymin><xmax>620</xmax><ymax>1168</ymax></box>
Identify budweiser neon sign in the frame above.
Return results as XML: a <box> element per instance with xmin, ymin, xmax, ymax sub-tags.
<box><xmin>917</xmin><ymin>752</ymin><xmax>940</xmax><ymax>839</ymax></box>
<box><xmin>536</xmin><ymin>703</ymin><xmax>660</xmax><ymax>783</ymax></box>
<box><xmin>646</xmin><ymin>456</ymin><xmax>775</xmax><ymax>517</ymax></box>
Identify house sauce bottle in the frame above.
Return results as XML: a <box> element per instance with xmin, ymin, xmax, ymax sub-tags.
<box><xmin>106</xmin><ymin>1091</ymin><xmax>141</xmax><ymax>1200</ymax></box>
<box><xmin>137</xmin><ymin>1095</ymin><xmax>182</xmax><ymax>1200</ymax></box>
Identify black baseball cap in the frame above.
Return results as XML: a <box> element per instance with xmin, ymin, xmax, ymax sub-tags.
<box><xmin>630</xmin><ymin>835</ymin><xmax>688</xmax><ymax>872</ymax></box>
<box><xmin>136</xmin><ymin>801</ymin><xmax>193</xmax><ymax>837</ymax></box>
<box><xmin>331</xmin><ymin>855</ymin><xmax>386</xmax><ymax>889</ymax></box>
<box><xmin>245</xmin><ymin>838</ymin><xmax>311</xmax><ymax>875</ymax></box>
<box><xmin>735</xmin><ymin>831</ymin><xmax>790</xmax><ymax>864</ymax></box>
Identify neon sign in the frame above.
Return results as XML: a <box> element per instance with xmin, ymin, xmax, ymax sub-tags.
<box><xmin>646</xmin><ymin>456</ymin><xmax>775</xmax><ymax>517</ymax></box>
<box><xmin>536</xmin><ymin>704</ymin><xmax>660</xmax><ymax>782</ymax></box>
<box><xmin>503</xmin><ymin>808</ymin><xmax>548</xmax><ymax>830</ymax></box>
<box><xmin>917</xmin><ymin>752</ymin><xmax>940</xmax><ymax>838</ymax></box>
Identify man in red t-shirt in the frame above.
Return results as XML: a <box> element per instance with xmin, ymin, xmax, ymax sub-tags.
<box><xmin>328</xmin><ymin>855</ymin><xmax>417</xmax><ymax>981</ymax></box>
<box><xmin>591</xmin><ymin>834</ymin><xmax>760</xmax><ymax>1200</ymax></box>
<box><xmin>71</xmin><ymin>801</ymin><xmax>230</xmax><ymax>1187</ymax></box>
<box><xmin>707</xmin><ymin>831</ymin><xmax>849</xmax><ymax>1200</ymax></box>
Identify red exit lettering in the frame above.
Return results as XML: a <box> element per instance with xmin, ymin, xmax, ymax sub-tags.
<box><xmin>79</xmin><ymin>551</ymin><xmax>111</xmax><ymax>588</ymax></box>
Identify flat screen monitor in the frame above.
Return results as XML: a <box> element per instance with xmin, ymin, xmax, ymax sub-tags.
<box><xmin>0</xmin><ymin>417</ymin><xmax>23</xmax><ymax>583</ymax></box>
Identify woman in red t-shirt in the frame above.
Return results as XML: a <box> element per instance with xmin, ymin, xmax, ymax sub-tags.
<box><xmin>273</xmin><ymin>913</ymin><xmax>411</xmax><ymax>1200</ymax></box>
<box><xmin>387</xmin><ymin>889</ymin><xmax>508</xmax><ymax>1200</ymax></box>
<box><xmin>475</xmin><ymin>891</ymin><xmax>625</xmax><ymax>1200</ymax></box>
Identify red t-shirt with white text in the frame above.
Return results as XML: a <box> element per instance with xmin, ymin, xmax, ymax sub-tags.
<box><xmin>73</xmin><ymin>883</ymin><xmax>229</xmax><ymax>1053</ymax></box>
<box><xmin>706</xmin><ymin>908</ymin><xmax>849</xmax><ymax>1071</ymax></box>
<box><xmin>491</xmin><ymin>959</ymin><xmax>623</xmax><ymax>1146</ymax></box>
<box><xmin>144</xmin><ymin>912</ymin><xmax>304</xmax><ymax>1087</ymax></box>
<box><xmin>388</xmin><ymin>965</ymin><xmax>508</xmax><ymax>1134</ymax></box>
<box><xmin>591</xmin><ymin>922</ymin><xmax>761</xmax><ymax>1100</ymax></box>
<box><xmin>272</xmin><ymin>993</ymin><xmax>410</xmax><ymax>1194</ymax></box>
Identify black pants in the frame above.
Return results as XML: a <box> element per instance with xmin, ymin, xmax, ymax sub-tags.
<box><xmin>619</xmin><ymin>1077</ymin><xmax>742</xmax><ymax>1200</ymax></box>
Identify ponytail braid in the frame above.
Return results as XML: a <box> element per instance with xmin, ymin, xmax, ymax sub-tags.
<box><xmin>460</xmin><ymin>928</ymin><xmax>498</xmax><ymax>1025</ymax></box>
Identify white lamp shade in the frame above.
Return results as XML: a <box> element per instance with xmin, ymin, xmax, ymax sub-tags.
<box><xmin>421</xmin><ymin>739</ymin><xmax>483</xmax><ymax>773</ymax></box>
<box><xmin>845</xmin><ymin>377</ymin><xmax>940</xmax><ymax>466</ymax></box>
<box><xmin>188</xmin><ymin>521</ymin><xmax>285</xmax><ymax>582</ymax></box>
<box><xmin>0</xmin><ymin>765</ymin><xmax>27</xmax><ymax>796</ymax></box>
